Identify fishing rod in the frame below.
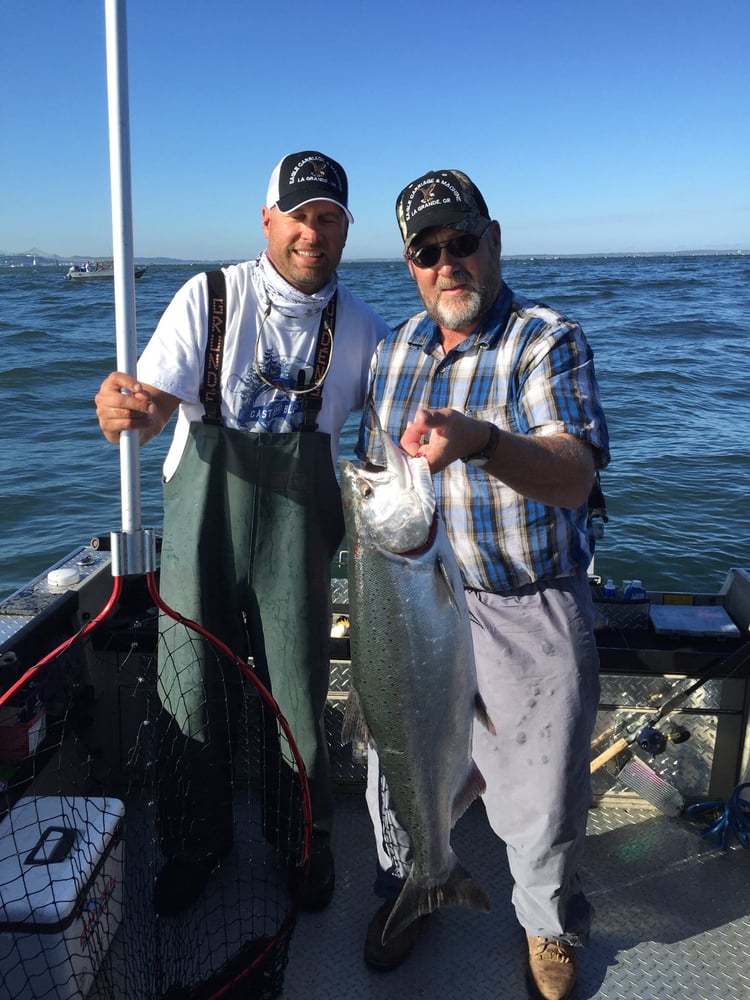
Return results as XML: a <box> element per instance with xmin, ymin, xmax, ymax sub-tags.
<box><xmin>589</xmin><ymin>633</ymin><xmax>750</xmax><ymax>758</ymax></box>
<box><xmin>591</xmin><ymin>636</ymin><xmax>750</xmax><ymax>774</ymax></box>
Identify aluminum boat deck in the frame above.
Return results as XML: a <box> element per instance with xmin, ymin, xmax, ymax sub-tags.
<box><xmin>284</xmin><ymin>791</ymin><xmax>750</xmax><ymax>999</ymax></box>
<box><xmin>1</xmin><ymin>550</ymin><xmax>749</xmax><ymax>999</ymax></box>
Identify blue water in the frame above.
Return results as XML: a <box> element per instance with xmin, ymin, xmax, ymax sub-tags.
<box><xmin>1</xmin><ymin>253</ymin><xmax>748</xmax><ymax>600</ymax></box>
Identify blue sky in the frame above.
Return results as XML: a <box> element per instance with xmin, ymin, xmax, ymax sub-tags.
<box><xmin>2</xmin><ymin>0</ymin><xmax>748</xmax><ymax>260</ymax></box>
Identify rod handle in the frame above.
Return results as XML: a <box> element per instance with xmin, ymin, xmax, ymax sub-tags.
<box><xmin>590</xmin><ymin>737</ymin><xmax>629</xmax><ymax>773</ymax></box>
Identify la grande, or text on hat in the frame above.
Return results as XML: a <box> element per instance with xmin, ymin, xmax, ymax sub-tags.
<box><xmin>396</xmin><ymin>169</ymin><xmax>490</xmax><ymax>248</ymax></box>
<box><xmin>266</xmin><ymin>151</ymin><xmax>353</xmax><ymax>223</ymax></box>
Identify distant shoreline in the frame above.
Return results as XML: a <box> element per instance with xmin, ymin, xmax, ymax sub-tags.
<box><xmin>2</xmin><ymin>248</ymin><xmax>748</xmax><ymax>269</ymax></box>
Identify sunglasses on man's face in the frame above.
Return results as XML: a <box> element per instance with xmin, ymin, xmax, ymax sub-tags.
<box><xmin>405</xmin><ymin>223</ymin><xmax>491</xmax><ymax>269</ymax></box>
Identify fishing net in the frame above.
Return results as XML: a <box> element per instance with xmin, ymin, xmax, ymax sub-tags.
<box><xmin>0</xmin><ymin>570</ymin><xmax>310</xmax><ymax>999</ymax></box>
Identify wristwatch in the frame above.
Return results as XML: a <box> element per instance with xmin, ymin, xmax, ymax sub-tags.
<box><xmin>461</xmin><ymin>422</ymin><xmax>500</xmax><ymax>468</ymax></box>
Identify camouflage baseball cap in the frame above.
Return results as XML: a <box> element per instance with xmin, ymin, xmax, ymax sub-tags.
<box><xmin>396</xmin><ymin>169</ymin><xmax>490</xmax><ymax>248</ymax></box>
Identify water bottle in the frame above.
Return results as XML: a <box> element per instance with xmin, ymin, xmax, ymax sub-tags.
<box><xmin>624</xmin><ymin>578</ymin><xmax>647</xmax><ymax>601</ymax></box>
<box><xmin>603</xmin><ymin>578</ymin><xmax>617</xmax><ymax>600</ymax></box>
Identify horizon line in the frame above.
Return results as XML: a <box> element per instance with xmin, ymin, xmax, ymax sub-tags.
<box><xmin>3</xmin><ymin>246</ymin><xmax>748</xmax><ymax>266</ymax></box>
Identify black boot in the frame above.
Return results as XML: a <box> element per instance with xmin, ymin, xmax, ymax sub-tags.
<box><xmin>364</xmin><ymin>900</ymin><xmax>429</xmax><ymax>971</ymax></box>
<box><xmin>288</xmin><ymin>833</ymin><xmax>335</xmax><ymax>912</ymax></box>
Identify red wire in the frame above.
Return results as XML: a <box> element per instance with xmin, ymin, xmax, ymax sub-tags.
<box><xmin>0</xmin><ymin>576</ymin><xmax>123</xmax><ymax>709</ymax></box>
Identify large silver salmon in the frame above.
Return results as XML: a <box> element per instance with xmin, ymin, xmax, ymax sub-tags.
<box><xmin>340</xmin><ymin>415</ymin><xmax>493</xmax><ymax>944</ymax></box>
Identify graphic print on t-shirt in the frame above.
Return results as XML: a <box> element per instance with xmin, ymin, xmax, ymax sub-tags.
<box><xmin>226</xmin><ymin>346</ymin><xmax>314</xmax><ymax>432</ymax></box>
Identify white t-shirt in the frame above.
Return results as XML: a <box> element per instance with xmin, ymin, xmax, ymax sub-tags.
<box><xmin>138</xmin><ymin>258</ymin><xmax>389</xmax><ymax>478</ymax></box>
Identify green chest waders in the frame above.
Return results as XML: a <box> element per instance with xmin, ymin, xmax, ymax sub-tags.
<box><xmin>155</xmin><ymin>273</ymin><xmax>343</xmax><ymax>861</ymax></box>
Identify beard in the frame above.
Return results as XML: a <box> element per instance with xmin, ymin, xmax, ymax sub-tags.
<box><xmin>430</xmin><ymin>287</ymin><xmax>483</xmax><ymax>330</ymax></box>
<box><xmin>424</xmin><ymin>268</ymin><xmax>501</xmax><ymax>332</ymax></box>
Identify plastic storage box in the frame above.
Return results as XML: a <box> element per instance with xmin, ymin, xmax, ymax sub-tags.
<box><xmin>0</xmin><ymin>796</ymin><xmax>124</xmax><ymax>999</ymax></box>
<box><xmin>0</xmin><ymin>705</ymin><xmax>46</xmax><ymax>763</ymax></box>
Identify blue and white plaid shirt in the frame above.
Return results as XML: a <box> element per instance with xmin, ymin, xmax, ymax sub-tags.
<box><xmin>357</xmin><ymin>281</ymin><xmax>611</xmax><ymax>593</ymax></box>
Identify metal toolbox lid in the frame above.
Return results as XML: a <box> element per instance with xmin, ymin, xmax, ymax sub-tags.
<box><xmin>649</xmin><ymin>603</ymin><xmax>741</xmax><ymax>638</ymax></box>
<box><xmin>0</xmin><ymin>796</ymin><xmax>124</xmax><ymax>931</ymax></box>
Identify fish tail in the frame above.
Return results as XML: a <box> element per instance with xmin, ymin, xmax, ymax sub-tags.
<box><xmin>382</xmin><ymin>858</ymin><xmax>490</xmax><ymax>944</ymax></box>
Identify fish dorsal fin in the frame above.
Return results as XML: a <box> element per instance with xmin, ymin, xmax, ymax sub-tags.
<box><xmin>474</xmin><ymin>692</ymin><xmax>496</xmax><ymax>736</ymax></box>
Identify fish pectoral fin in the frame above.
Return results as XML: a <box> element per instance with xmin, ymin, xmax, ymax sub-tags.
<box><xmin>474</xmin><ymin>692</ymin><xmax>497</xmax><ymax>736</ymax></box>
<box><xmin>451</xmin><ymin>760</ymin><xmax>487</xmax><ymax>825</ymax></box>
<box><xmin>436</xmin><ymin>554</ymin><xmax>461</xmax><ymax>613</ymax></box>
<box><xmin>341</xmin><ymin>686</ymin><xmax>372</xmax><ymax>746</ymax></box>
<box><xmin>383</xmin><ymin>859</ymin><xmax>491</xmax><ymax>945</ymax></box>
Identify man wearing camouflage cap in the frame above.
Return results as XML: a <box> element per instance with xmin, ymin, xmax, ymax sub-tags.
<box><xmin>357</xmin><ymin>169</ymin><xmax>610</xmax><ymax>1000</ymax></box>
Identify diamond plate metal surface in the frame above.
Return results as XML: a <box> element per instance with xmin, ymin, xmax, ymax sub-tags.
<box><xmin>0</xmin><ymin>546</ymin><xmax>111</xmax><ymax>647</ymax></box>
<box><xmin>330</xmin><ymin>577</ymin><xmax>349</xmax><ymax>613</ymax></box>
<box><xmin>594</xmin><ymin>599</ymin><xmax>652</xmax><ymax>631</ymax></box>
<box><xmin>592</xmin><ymin>672</ymin><xmax>739</xmax><ymax>800</ymax></box>
<box><xmin>0</xmin><ymin>613</ymin><xmax>33</xmax><ymax>646</ymax></box>
<box><xmin>598</xmin><ymin>673</ymin><xmax>723</xmax><ymax>711</ymax></box>
<box><xmin>328</xmin><ymin>658</ymin><xmax>352</xmax><ymax>694</ymax></box>
<box><xmin>284</xmin><ymin>798</ymin><xmax>750</xmax><ymax>999</ymax></box>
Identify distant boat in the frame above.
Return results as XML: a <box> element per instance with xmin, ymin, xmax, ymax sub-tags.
<box><xmin>64</xmin><ymin>260</ymin><xmax>147</xmax><ymax>281</ymax></box>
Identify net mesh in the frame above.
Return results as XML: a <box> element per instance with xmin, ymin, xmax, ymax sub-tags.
<box><xmin>0</xmin><ymin>575</ymin><xmax>310</xmax><ymax>999</ymax></box>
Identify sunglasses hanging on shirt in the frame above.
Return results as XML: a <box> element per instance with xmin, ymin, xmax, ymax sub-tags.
<box><xmin>253</xmin><ymin>298</ymin><xmax>336</xmax><ymax>395</ymax></box>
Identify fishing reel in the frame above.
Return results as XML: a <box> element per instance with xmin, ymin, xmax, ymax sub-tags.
<box><xmin>635</xmin><ymin>724</ymin><xmax>691</xmax><ymax>756</ymax></box>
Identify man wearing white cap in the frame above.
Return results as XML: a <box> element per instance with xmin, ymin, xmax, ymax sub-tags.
<box><xmin>95</xmin><ymin>150</ymin><xmax>389</xmax><ymax>916</ymax></box>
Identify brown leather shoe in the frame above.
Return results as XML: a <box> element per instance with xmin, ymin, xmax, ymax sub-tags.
<box><xmin>364</xmin><ymin>901</ymin><xmax>428</xmax><ymax>972</ymax></box>
<box><xmin>526</xmin><ymin>935</ymin><xmax>577</xmax><ymax>1000</ymax></box>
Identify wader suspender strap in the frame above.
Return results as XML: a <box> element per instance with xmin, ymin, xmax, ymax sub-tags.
<box><xmin>199</xmin><ymin>273</ymin><xmax>337</xmax><ymax>429</ymax></box>
<box><xmin>200</xmin><ymin>269</ymin><xmax>227</xmax><ymax>425</ymax></box>
<box><xmin>300</xmin><ymin>291</ymin><xmax>337</xmax><ymax>432</ymax></box>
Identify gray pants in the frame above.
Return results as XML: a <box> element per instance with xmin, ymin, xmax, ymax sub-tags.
<box><xmin>365</xmin><ymin>569</ymin><xmax>600</xmax><ymax>945</ymax></box>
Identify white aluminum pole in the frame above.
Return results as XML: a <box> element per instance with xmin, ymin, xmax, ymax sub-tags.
<box><xmin>104</xmin><ymin>0</ymin><xmax>153</xmax><ymax>574</ymax></box>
